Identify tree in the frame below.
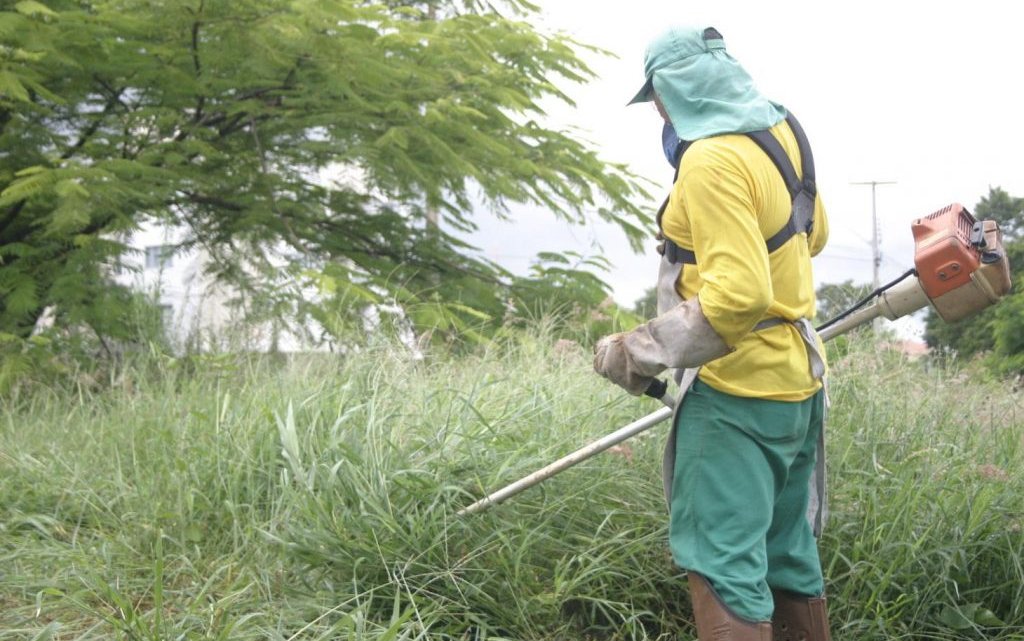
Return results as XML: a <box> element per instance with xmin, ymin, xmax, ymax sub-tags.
<box><xmin>924</xmin><ymin>187</ymin><xmax>1024</xmax><ymax>372</ymax></box>
<box><xmin>633</xmin><ymin>286</ymin><xmax>657</xmax><ymax>320</ymax></box>
<box><xmin>971</xmin><ymin>187</ymin><xmax>1024</xmax><ymax>241</ymax></box>
<box><xmin>815</xmin><ymin>280</ymin><xmax>873</xmax><ymax>322</ymax></box>
<box><xmin>0</xmin><ymin>1</ymin><xmax>649</xmax><ymax>346</ymax></box>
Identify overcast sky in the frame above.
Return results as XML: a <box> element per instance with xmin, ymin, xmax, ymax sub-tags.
<box><xmin>463</xmin><ymin>0</ymin><xmax>1024</xmax><ymax>338</ymax></box>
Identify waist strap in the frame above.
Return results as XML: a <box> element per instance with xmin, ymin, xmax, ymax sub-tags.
<box><xmin>752</xmin><ymin>316</ymin><xmax>825</xmax><ymax>381</ymax></box>
<box><xmin>752</xmin><ymin>317</ymin><xmax>787</xmax><ymax>332</ymax></box>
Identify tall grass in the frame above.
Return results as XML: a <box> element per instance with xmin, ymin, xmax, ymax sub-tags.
<box><xmin>1</xmin><ymin>329</ymin><xmax>1022</xmax><ymax>640</ymax></box>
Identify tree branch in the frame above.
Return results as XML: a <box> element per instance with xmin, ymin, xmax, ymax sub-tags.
<box><xmin>93</xmin><ymin>75</ymin><xmax>132</xmax><ymax>111</ymax></box>
<box><xmin>0</xmin><ymin>201</ymin><xmax>26</xmax><ymax>241</ymax></box>
<box><xmin>190</xmin><ymin>1</ymin><xmax>206</xmax><ymax>125</ymax></box>
<box><xmin>61</xmin><ymin>87</ymin><xmax>125</xmax><ymax>160</ymax></box>
<box><xmin>311</xmin><ymin>217</ymin><xmax>507</xmax><ymax>287</ymax></box>
<box><xmin>176</xmin><ymin>54</ymin><xmax>304</xmax><ymax>143</ymax></box>
<box><xmin>181</xmin><ymin>191</ymin><xmax>245</xmax><ymax>212</ymax></box>
<box><xmin>191</xmin><ymin>0</ymin><xmax>205</xmax><ymax>76</ymax></box>
<box><xmin>0</xmin><ymin>107</ymin><xmax>11</xmax><ymax>139</ymax></box>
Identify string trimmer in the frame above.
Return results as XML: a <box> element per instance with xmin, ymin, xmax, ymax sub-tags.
<box><xmin>458</xmin><ymin>203</ymin><xmax>1012</xmax><ymax>516</ymax></box>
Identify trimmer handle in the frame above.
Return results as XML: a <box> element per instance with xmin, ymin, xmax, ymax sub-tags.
<box><xmin>644</xmin><ymin>378</ymin><xmax>669</xmax><ymax>401</ymax></box>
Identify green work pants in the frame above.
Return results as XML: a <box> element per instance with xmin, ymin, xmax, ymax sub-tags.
<box><xmin>669</xmin><ymin>379</ymin><xmax>825</xmax><ymax>622</ymax></box>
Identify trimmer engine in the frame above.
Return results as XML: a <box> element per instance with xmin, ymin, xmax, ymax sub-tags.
<box><xmin>817</xmin><ymin>203</ymin><xmax>1012</xmax><ymax>341</ymax></box>
<box><xmin>912</xmin><ymin>204</ymin><xmax>1012</xmax><ymax>322</ymax></box>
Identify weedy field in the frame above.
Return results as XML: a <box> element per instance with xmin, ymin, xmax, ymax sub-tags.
<box><xmin>1</xmin><ymin>330</ymin><xmax>1022</xmax><ymax>640</ymax></box>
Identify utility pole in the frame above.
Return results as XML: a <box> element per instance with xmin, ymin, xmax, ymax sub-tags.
<box><xmin>425</xmin><ymin>2</ymin><xmax>440</xmax><ymax>235</ymax></box>
<box><xmin>851</xmin><ymin>180</ymin><xmax>896</xmax><ymax>332</ymax></box>
<box><xmin>851</xmin><ymin>180</ymin><xmax>892</xmax><ymax>288</ymax></box>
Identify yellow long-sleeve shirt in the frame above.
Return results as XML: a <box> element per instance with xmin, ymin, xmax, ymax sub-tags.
<box><xmin>661</xmin><ymin>119</ymin><xmax>829</xmax><ymax>401</ymax></box>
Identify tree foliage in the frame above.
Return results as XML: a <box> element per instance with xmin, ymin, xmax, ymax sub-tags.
<box><xmin>633</xmin><ymin>286</ymin><xmax>657</xmax><ymax>320</ymax></box>
<box><xmin>972</xmin><ymin>186</ymin><xmax>1024</xmax><ymax>240</ymax></box>
<box><xmin>815</xmin><ymin>279</ymin><xmax>874</xmax><ymax>323</ymax></box>
<box><xmin>0</xmin><ymin>0</ymin><xmax>648</xmax><ymax>348</ymax></box>
<box><xmin>924</xmin><ymin>187</ymin><xmax>1024</xmax><ymax>374</ymax></box>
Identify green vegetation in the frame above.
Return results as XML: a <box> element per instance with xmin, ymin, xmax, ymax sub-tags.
<box><xmin>2</xmin><ymin>6</ymin><xmax>1019</xmax><ymax>640</ymax></box>
<box><xmin>816</xmin><ymin>280</ymin><xmax>874</xmax><ymax>324</ymax></box>
<box><xmin>0</xmin><ymin>0</ymin><xmax>647</xmax><ymax>350</ymax></box>
<box><xmin>633</xmin><ymin>287</ymin><xmax>657</xmax><ymax>320</ymax></box>
<box><xmin>2</xmin><ymin>330</ymin><xmax>1022</xmax><ymax>640</ymax></box>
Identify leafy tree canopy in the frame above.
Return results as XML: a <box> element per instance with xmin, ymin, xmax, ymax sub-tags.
<box><xmin>972</xmin><ymin>186</ymin><xmax>1024</xmax><ymax>241</ymax></box>
<box><xmin>0</xmin><ymin>0</ymin><xmax>649</xmax><ymax>347</ymax></box>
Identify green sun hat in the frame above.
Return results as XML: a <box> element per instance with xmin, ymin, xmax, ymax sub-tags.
<box><xmin>629</xmin><ymin>26</ymin><xmax>787</xmax><ymax>141</ymax></box>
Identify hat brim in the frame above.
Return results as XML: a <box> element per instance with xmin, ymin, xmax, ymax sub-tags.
<box><xmin>627</xmin><ymin>75</ymin><xmax>654</xmax><ymax>105</ymax></box>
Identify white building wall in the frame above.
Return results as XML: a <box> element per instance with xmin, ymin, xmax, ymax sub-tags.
<box><xmin>114</xmin><ymin>222</ymin><xmax>330</xmax><ymax>353</ymax></box>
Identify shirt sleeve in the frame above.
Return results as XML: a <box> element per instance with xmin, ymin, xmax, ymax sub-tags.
<box><xmin>677</xmin><ymin>157</ymin><xmax>773</xmax><ymax>346</ymax></box>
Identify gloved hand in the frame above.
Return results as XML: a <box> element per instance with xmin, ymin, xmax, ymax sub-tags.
<box><xmin>593</xmin><ymin>297</ymin><xmax>733</xmax><ymax>396</ymax></box>
<box><xmin>593</xmin><ymin>333</ymin><xmax>655</xmax><ymax>396</ymax></box>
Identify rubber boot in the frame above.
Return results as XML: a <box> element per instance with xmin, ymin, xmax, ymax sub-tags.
<box><xmin>688</xmin><ymin>572</ymin><xmax>773</xmax><ymax>641</ymax></box>
<box><xmin>770</xmin><ymin>589</ymin><xmax>832</xmax><ymax>641</ymax></box>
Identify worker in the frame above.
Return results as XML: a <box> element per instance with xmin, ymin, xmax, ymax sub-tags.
<box><xmin>593</xmin><ymin>25</ymin><xmax>832</xmax><ymax>641</ymax></box>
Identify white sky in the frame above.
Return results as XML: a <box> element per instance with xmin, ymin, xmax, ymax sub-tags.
<box><xmin>464</xmin><ymin>0</ymin><xmax>1024</xmax><ymax>338</ymax></box>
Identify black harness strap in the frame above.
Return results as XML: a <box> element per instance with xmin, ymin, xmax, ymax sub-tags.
<box><xmin>787</xmin><ymin>113</ymin><xmax>815</xmax><ymax>186</ymax></box>
<box><xmin>655</xmin><ymin>140</ymin><xmax>693</xmax><ymax>263</ymax></box>
<box><xmin>659</xmin><ymin>113</ymin><xmax>815</xmax><ymax>265</ymax></box>
<box><xmin>663</xmin><ymin>235</ymin><xmax>696</xmax><ymax>265</ymax></box>
<box><xmin>746</xmin><ymin>128</ymin><xmax>802</xmax><ymax>200</ymax></box>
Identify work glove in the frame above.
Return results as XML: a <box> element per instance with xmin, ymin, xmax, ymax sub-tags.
<box><xmin>594</xmin><ymin>297</ymin><xmax>733</xmax><ymax>396</ymax></box>
<box><xmin>593</xmin><ymin>333</ymin><xmax>654</xmax><ymax>396</ymax></box>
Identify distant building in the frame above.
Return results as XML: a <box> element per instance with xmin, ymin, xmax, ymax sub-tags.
<box><xmin>113</xmin><ymin>222</ymin><xmax>329</xmax><ymax>353</ymax></box>
<box><xmin>110</xmin><ymin>163</ymin><xmax>423</xmax><ymax>354</ymax></box>
<box><xmin>882</xmin><ymin>340</ymin><xmax>931</xmax><ymax>360</ymax></box>
<box><xmin>113</xmin><ymin>221</ymin><xmax>422</xmax><ymax>357</ymax></box>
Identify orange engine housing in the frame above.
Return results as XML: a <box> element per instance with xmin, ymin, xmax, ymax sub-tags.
<box><xmin>911</xmin><ymin>203</ymin><xmax>981</xmax><ymax>299</ymax></box>
<box><xmin>911</xmin><ymin>203</ymin><xmax>1012</xmax><ymax>322</ymax></box>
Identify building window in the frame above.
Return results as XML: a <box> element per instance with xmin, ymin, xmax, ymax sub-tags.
<box><xmin>159</xmin><ymin>304</ymin><xmax>174</xmax><ymax>329</ymax></box>
<box><xmin>145</xmin><ymin>245</ymin><xmax>173</xmax><ymax>269</ymax></box>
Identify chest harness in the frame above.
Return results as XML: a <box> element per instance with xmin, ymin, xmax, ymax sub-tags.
<box><xmin>656</xmin><ymin>112</ymin><xmax>817</xmax><ymax>265</ymax></box>
<box><xmin>652</xmin><ymin>112</ymin><xmax>827</xmax><ymax>376</ymax></box>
